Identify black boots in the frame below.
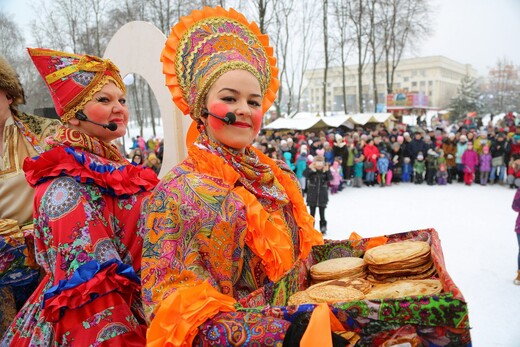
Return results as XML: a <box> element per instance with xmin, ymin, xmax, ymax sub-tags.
<box><xmin>319</xmin><ymin>220</ymin><xmax>327</xmax><ymax>234</ymax></box>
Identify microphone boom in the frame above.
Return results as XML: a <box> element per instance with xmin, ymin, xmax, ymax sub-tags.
<box><xmin>75</xmin><ymin>111</ymin><xmax>118</xmax><ymax>131</ymax></box>
<box><xmin>203</xmin><ymin>109</ymin><xmax>236</xmax><ymax>125</ymax></box>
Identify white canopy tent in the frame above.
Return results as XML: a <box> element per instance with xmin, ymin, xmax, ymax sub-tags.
<box><xmin>263</xmin><ymin>113</ymin><xmax>394</xmax><ymax>131</ymax></box>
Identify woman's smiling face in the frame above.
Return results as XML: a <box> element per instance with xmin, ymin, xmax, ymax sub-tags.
<box><xmin>204</xmin><ymin>70</ymin><xmax>263</xmax><ymax>152</ymax></box>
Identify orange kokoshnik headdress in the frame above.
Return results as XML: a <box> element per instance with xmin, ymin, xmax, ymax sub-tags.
<box><xmin>27</xmin><ymin>48</ymin><xmax>125</xmax><ymax>123</ymax></box>
<box><xmin>161</xmin><ymin>6</ymin><xmax>279</xmax><ymax>124</ymax></box>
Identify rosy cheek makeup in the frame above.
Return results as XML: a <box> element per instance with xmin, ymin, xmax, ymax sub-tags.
<box><xmin>251</xmin><ymin>109</ymin><xmax>263</xmax><ymax>132</ymax></box>
<box><xmin>207</xmin><ymin>103</ymin><xmax>229</xmax><ymax>131</ymax></box>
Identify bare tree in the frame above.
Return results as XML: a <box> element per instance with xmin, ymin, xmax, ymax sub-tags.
<box><xmin>0</xmin><ymin>12</ymin><xmax>25</xmax><ymax>62</ymax></box>
<box><xmin>381</xmin><ymin>0</ymin><xmax>432</xmax><ymax>94</ymax></box>
<box><xmin>346</xmin><ymin>0</ymin><xmax>370</xmax><ymax>113</ymax></box>
<box><xmin>331</xmin><ymin>0</ymin><xmax>353</xmax><ymax>114</ymax></box>
<box><xmin>486</xmin><ymin>58</ymin><xmax>520</xmax><ymax>113</ymax></box>
<box><xmin>292</xmin><ymin>1</ymin><xmax>321</xmax><ymax>115</ymax></box>
<box><xmin>322</xmin><ymin>0</ymin><xmax>329</xmax><ymax>116</ymax></box>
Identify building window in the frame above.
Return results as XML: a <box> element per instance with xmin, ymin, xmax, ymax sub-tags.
<box><xmin>428</xmin><ymin>81</ymin><xmax>433</xmax><ymax>86</ymax></box>
<box><xmin>404</xmin><ymin>77</ymin><xmax>409</xmax><ymax>82</ymax></box>
<box><xmin>420</xmin><ymin>81</ymin><xmax>425</xmax><ymax>87</ymax></box>
<box><xmin>412</xmin><ymin>81</ymin><xmax>417</xmax><ymax>87</ymax></box>
<box><xmin>429</xmin><ymin>91</ymin><xmax>432</xmax><ymax>96</ymax></box>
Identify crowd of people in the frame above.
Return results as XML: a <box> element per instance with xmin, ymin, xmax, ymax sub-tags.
<box><xmin>252</xmin><ymin>116</ymin><xmax>519</xmax><ymax>192</ymax></box>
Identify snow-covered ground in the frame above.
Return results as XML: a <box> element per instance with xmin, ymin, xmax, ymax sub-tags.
<box><xmin>323</xmin><ymin>182</ymin><xmax>519</xmax><ymax>347</ymax></box>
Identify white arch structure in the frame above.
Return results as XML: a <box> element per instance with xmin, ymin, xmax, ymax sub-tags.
<box><xmin>103</xmin><ymin>21</ymin><xmax>191</xmax><ymax>177</ymax></box>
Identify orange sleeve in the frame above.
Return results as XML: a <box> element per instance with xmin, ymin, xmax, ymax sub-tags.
<box><xmin>146</xmin><ymin>281</ymin><xmax>237</xmax><ymax>347</ymax></box>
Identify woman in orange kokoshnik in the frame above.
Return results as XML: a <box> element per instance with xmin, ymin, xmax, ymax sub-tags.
<box><xmin>140</xmin><ymin>6</ymin><xmax>324</xmax><ymax>346</ymax></box>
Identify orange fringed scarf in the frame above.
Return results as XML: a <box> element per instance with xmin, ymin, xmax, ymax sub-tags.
<box><xmin>189</xmin><ymin>144</ymin><xmax>324</xmax><ymax>282</ymax></box>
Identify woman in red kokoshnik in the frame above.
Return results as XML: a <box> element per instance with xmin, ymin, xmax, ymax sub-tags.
<box><xmin>2</xmin><ymin>48</ymin><xmax>158</xmax><ymax>346</ymax></box>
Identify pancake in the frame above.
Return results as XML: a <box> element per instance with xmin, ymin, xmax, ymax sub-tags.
<box><xmin>364</xmin><ymin>241</ymin><xmax>430</xmax><ymax>265</ymax></box>
<box><xmin>307</xmin><ymin>284</ymin><xmax>365</xmax><ymax>303</ymax></box>
<box><xmin>365</xmin><ymin>279</ymin><xmax>443</xmax><ymax>299</ymax></box>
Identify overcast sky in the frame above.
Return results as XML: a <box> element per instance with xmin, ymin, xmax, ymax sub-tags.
<box><xmin>1</xmin><ymin>0</ymin><xmax>519</xmax><ymax>75</ymax></box>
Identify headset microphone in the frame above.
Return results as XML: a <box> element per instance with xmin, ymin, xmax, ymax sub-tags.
<box><xmin>203</xmin><ymin>109</ymin><xmax>236</xmax><ymax>125</ymax></box>
<box><xmin>75</xmin><ymin>111</ymin><xmax>118</xmax><ymax>131</ymax></box>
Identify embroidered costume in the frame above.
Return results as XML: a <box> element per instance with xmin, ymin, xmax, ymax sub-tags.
<box><xmin>2</xmin><ymin>49</ymin><xmax>158</xmax><ymax>346</ymax></box>
<box><xmin>140</xmin><ymin>7</ymin><xmax>323</xmax><ymax>346</ymax></box>
<box><xmin>0</xmin><ymin>55</ymin><xmax>60</xmax><ymax>336</ymax></box>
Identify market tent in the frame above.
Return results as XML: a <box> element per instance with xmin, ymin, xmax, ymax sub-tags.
<box><xmin>264</xmin><ymin>115</ymin><xmax>353</xmax><ymax>130</ymax></box>
<box><xmin>263</xmin><ymin>117</ymin><xmax>330</xmax><ymax>131</ymax></box>
<box><xmin>347</xmin><ymin>113</ymin><xmax>395</xmax><ymax>125</ymax></box>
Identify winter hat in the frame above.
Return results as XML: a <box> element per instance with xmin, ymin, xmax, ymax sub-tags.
<box><xmin>0</xmin><ymin>56</ymin><xmax>25</xmax><ymax>107</ymax></box>
<box><xmin>417</xmin><ymin>152</ymin><xmax>424</xmax><ymax>160</ymax></box>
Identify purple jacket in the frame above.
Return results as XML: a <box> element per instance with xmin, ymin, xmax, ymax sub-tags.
<box><xmin>480</xmin><ymin>153</ymin><xmax>492</xmax><ymax>172</ymax></box>
<box><xmin>461</xmin><ymin>149</ymin><xmax>479</xmax><ymax>173</ymax></box>
<box><xmin>512</xmin><ymin>188</ymin><xmax>520</xmax><ymax>234</ymax></box>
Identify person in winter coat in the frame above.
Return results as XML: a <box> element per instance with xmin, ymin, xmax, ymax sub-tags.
<box><xmin>425</xmin><ymin>149</ymin><xmax>439</xmax><ymax>185</ymax></box>
<box><xmin>333</xmin><ymin>134</ymin><xmax>349</xmax><ymax>183</ymax></box>
<box><xmin>344</xmin><ymin>142</ymin><xmax>358</xmax><ymax>185</ymax></box>
<box><xmin>442</xmin><ymin>133</ymin><xmax>457</xmax><ymax>183</ymax></box>
<box><xmin>352</xmin><ymin>155</ymin><xmax>364</xmax><ymax>188</ymax></box>
<box><xmin>455</xmin><ymin>135</ymin><xmax>469</xmax><ymax>183</ymax></box>
<box><xmin>363</xmin><ymin>139</ymin><xmax>379</xmax><ymax>186</ymax></box>
<box><xmin>479</xmin><ymin>145</ymin><xmax>492</xmax><ymax>185</ymax></box>
<box><xmin>304</xmin><ymin>155</ymin><xmax>332</xmax><ymax>233</ymax></box>
<box><xmin>413</xmin><ymin>152</ymin><xmax>426</xmax><ymax>184</ymax></box>
<box><xmin>376</xmin><ymin>151</ymin><xmax>390</xmax><ymax>187</ymax></box>
<box><xmin>437</xmin><ymin>150</ymin><xmax>448</xmax><ymax>185</ymax></box>
<box><xmin>390</xmin><ymin>142</ymin><xmax>403</xmax><ymax>183</ymax></box>
<box><xmin>511</xmin><ymin>186</ymin><xmax>520</xmax><ymax>285</ymax></box>
<box><xmin>295</xmin><ymin>145</ymin><xmax>308</xmax><ymax>194</ymax></box>
<box><xmin>329</xmin><ymin>160</ymin><xmax>342</xmax><ymax>194</ymax></box>
<box><xmin>283</xmin><ymin>151</ymin><xmax>296</xmax><ymax>171</ymax></box>
<box><xmin>507</xmin><ymin>154</ymin><xmax>520</xmax><ymax>188</ymax></box>
<box><xmin>490</xmin><ymin>132</ymin><xmax>510</xmax><ymax>184</ymax></box>
<box><xmin>401</xmin><ymin>157</ymin><xmax>411</xmax><ymax>182</ymax></box>
<box><xmin>408</xmin><ymin>132</ymin><xmax>428</xmax><ymax>163</ymax></box>
<box><xmin>461</xmin><ymin>141</ymin><xmax>479</xmax><ymax>185</ymax></box>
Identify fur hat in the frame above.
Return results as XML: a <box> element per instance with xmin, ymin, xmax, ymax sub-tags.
<box><xmin>0</xmin><ymin>55</ymin><xmax>25</xmax><ymax>107</ymax></box>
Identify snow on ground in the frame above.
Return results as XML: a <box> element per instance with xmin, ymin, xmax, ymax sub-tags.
<box><xmin>322</xmin><ymin>182</ymin><xmax>519</xmax><ymax>347</ymax></box>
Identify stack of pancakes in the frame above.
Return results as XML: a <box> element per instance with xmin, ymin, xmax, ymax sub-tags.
<box><xmin>310</xmin><ymin>257</ymin><xmax>367</xmax><ymax>283</ymax></box>
<box><xmin>363</xmin><ymin>241</ymin><xmax>437</xmax><ymax>283</ymax></box>
<box><xmin>288</xmin><ymin>257</ymin><xmax>369</xmax><ymax>305</ymax></box>
<box><xmin>286</xmin><ymin>241</ymin><xmax>443</xmax><ymax>306</ymax></box>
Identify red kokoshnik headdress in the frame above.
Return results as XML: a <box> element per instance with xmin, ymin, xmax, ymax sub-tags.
<box><xmin>27</xmin><ymin>48</ymin><xmax>125</xmax><ymax>123</ymax></box>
